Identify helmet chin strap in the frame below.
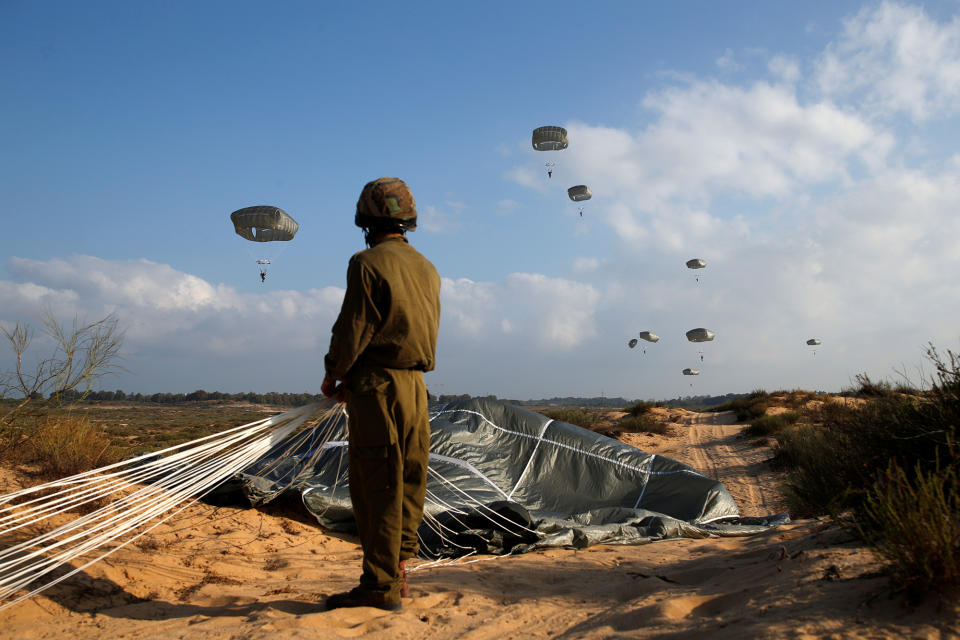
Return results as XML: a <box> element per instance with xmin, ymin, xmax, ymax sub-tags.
<box><xmin>363</xmin><ymin>227</ymin><xmax>405</xmax><ymax>247</ymax></box>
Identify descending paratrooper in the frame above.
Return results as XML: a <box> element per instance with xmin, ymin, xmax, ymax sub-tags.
<box><xmin>567</xmin><ymin>185</ymin><xmax>592</xmax><ymax>217</ymax></box>
<box><xmin>686</xmin><ymin>328</ymin><xmax>715</xmax><ymax>362</ymax></box>
<box><xmin>532</xmin><ymin>126</ymin><xmax>568</xmax><ymax>178</ymax></box>
<box><xmin>686</xmin><ymin>258</ymin><xmax>706</xmax><ymax>284</ymax></box>
<box><xmin>230</xmin><ymin>205</ymin><xmax>299</xmax><ymax>282</ymax></box>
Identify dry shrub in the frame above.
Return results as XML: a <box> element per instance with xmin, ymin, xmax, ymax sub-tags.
<box><xmin>26</xmin><ymin>414</ymin><xmax>121</xmax><ymax>478</ymax></box>
<box><xmin>617</xmin><ymin>414</ymin><xmax>670</xmax><ymax>435</ymax></box>
<box><xmin>623</xmin><ymin>400</ymin><xmax>663</xmax><ymax>416</ymax></box>
<box><xmin>541</xmin><ymin>407</ymin><xmax>601</xmax><ymax>429</ymax></box>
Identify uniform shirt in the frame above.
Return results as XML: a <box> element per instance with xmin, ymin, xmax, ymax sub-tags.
<box><xmin>324</xmin><ymin>236</ymin><xmax>441</xmax><ymax>381</ymax></box>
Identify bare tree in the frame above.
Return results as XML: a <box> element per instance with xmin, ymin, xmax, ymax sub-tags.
<box><xmin>1</xmin><ymin>311</ymin><xmax>126</xmax><ymax>426</ymax></box>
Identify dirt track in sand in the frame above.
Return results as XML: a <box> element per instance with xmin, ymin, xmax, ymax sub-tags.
<box><xmin>620</xmin><ymin>409</ymin><xmax>788</xmax><ymax>517</ymax></box>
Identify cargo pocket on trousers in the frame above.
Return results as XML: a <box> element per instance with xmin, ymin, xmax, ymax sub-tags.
<box><xmin>346</xmin><ymin>369</ymin><xmax>398</xmax><ymax>447</ymax></box>
<box><xmin>353</xmin><ymin>445</ymin><xmax>393</xmax><ymax>491</ymax></box>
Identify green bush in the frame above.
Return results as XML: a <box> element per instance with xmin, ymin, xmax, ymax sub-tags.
<box><xmin>714</xmin><ymin>389</ymin><xmax>770</xmax><ymax>422</ymax></box>
<box><xmin>862</xmin><ymin>457</ymin><xmax>960</xmax><ymax>601</ymax></box>
<box><xmin>776</xmin><ymin>345</ymin><xmax>960</xmax><ymax>598</ymax></box>
<box><xmin>744</xmin><ymin>411</ymin><xmax>800</xmax><ymax>437</ymax></box>
<box><xmin>776</xmin><ymin>425</ymin><xmax>855</xmax><ymax>517</ymax></box>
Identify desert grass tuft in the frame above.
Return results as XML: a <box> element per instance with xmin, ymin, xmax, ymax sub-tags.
<box><xmin>25</xmin><ymin>413</ymin><xmax>123</xmax><ymax>478</ymax></box>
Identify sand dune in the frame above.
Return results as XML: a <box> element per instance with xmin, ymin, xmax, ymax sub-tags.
<box><xmin>1</xmin><ymin>408</ymin><xmax>957</xmax><ymax>639</ymax></box>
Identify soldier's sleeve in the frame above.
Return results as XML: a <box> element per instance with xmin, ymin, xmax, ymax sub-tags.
<box><xmin>323</xmin><ymin>256</ymin><xmax>383</xmax><ymax>380</ymax></box>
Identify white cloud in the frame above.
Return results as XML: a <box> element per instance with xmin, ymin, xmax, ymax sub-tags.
<box><xmin>440</xmin><ymin>273</ymin><xmax>600</xmax><ymax>351</ymax></box>
<box><xmin>768</xmin><ymin>54</ymin><xmax>801</xmax><ymax>83</ymax></box>
<box><xmin>816</xmin><ymin>2</ymin><xmax>960</xmax><ymax>121</ymax></box>
<box><xmin>571</xmin><ymin>257</ymin><xmax>601</xmax><ymax>274</ymax></box>
<box><xmin>0</xmin><ymin>256</ymin><xmax>345</xmax><ymax>389</ymax></box>
<box><xmin>716</xmin><ymin>48</ymin><xmax>741</xmax><ymax>72</ymax></box>
<box><xmin>420</xmin><ymin>201</ymin><xmax>466</xmax><ymax>233</ymax></box>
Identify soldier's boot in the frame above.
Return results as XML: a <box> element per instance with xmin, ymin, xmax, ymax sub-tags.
<box><xmin>325</xmin><ymin>586</ymin><xmax>401</xmax><ymax>612</ymax></box>
<box><xmin>399</xmin><ymin>560</ymin><xmax>409</xmax><ymax>598</ymax></box>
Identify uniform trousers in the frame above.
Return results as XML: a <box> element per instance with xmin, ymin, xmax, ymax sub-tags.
<box><xmin>345</xmin><ymin>364</ymin><xmax>430</xmax><ymax>601</ymax></box>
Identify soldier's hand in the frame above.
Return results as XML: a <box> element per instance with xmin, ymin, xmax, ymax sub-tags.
<box><xmin>321</xmin><ymin>377</ymin><xmax>346</xmax><ymax>403</ymax></box>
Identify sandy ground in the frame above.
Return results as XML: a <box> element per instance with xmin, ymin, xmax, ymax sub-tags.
<box><xmin>1</xmin><ymin>408</ymin><xmax>958</xmax><ymax>639</ymax></box>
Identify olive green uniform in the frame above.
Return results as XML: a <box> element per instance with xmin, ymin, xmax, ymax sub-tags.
<box><xmin>324</xmin><ymin>235</ymin><xmax>441</xmax><ymax>603</ymax></box>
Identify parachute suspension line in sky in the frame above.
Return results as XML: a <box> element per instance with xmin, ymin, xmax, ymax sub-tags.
<box><xmin>230</xmin><ymin>206</ymin><xmax>299</xmax><ymax>282</ymax></box>
<box><xmin>806</xmin><ymin>338</ymin><xmax>822</xmax><ymax>356</ymax></box>
<box><xmin>567</xmin><ymin>185</ymin><xmax>592</xmax><ymax>217</ymax></box>
<box><xmin>532</xmin><ymin>126</ymin><xmax>568</xmax><ymax>178</ymax></box>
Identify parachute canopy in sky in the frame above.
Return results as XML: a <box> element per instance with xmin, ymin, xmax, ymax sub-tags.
<box><xmin>628</xmin><ymin>338</ymin><xmax>638</xmax><ymax>349</ymax></box>
<box><xmin>638</xmin><ymin>331</ymin><xmax>660</xmax><ymax>343</ymax></box>
<box><xmin>686</xmin><ymin>258</ymin><xmax>707</xmax><ymax>269</ymax></box>
<box><xmin>531</xmin><ymin>126</ymin><xmax>569</xmax><ymax>151</ymax></box>
<box><xmin>567</xmin><ymin>185</ymin><xmax>592</xmax><ymax>202</ymax></box>
<box><xmin>230</xmin><ymin>206</ymin><xmax>299</xmax><ymax>243</ymax></box>
<box><xmin>806</xmin><ymin>338</ymin><xmax>822</xmax><ymax>346</ymax></box>
<box><xmin>686</xmin><ymin>328</ymin><xmax>715</xmax><ymax>343</ymax></box>
<box><xmin>683</xmin><ymin>368</ymin><xmax>700</xmax><ymax>376</ymax></box>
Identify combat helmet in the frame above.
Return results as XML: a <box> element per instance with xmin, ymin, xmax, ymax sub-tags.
<box><xmin>355</xmin><ymin>177</ymin><xmax>417</xmax><ymax>232</ymax></box>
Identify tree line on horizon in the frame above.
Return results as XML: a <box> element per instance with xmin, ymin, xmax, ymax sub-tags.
<box><xmin>20</xmin><ymin>389</ymin><xmax>754</xmax><ymax>409</ymax></box>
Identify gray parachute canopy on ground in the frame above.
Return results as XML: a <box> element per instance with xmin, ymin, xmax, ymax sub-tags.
<box><xmin>686</xmin><ymin>328</ymin><xmax>715</xmax><ymax>342</ymax></box>
<box><xmin>638</xmin><ymin>331</ymin><xmax>660</xmax><ymax>343</ymax></box>
<box><xmin>230</xmin><ymin>206</ymin><xmax>299</xmax><ymax>242</ymax></box>
<box><xmin>232</xmin><ymin>398</ymin><xmax>784</xmax><ymax>558</ymax></box>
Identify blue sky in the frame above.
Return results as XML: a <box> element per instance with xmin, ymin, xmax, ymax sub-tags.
<box><xmin>3</xmin><ymin>0</ymin><xmax>960</xmax><ymax>400</ymax></box>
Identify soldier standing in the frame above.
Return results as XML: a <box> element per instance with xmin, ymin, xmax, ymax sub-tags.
<box><xmin>321</xmin><ymin>177</ymin><xmax>441</xmax><ymax>611</ymax></box>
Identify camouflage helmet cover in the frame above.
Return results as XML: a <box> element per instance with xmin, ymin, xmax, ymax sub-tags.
<box><xmin>355</xmin><ymin>177</ymin><xmax>417</xmax><ymax>231</ymax></box>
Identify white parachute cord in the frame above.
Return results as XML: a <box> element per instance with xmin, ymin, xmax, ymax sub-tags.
<box><xmin>0</xmin><ymin>404</ymin><xmax>322</xmax><ymax>527</ymax></box>
<box><xmin>0</xmin><ymin>413</ymin><xmax>292</xmax><ymax>536</ymax></box>
<box><xmin>0</xmin><ymin>410</ymin><xmax>294</xmax><ymax>507</ymax></box>
<box><xmin>425</xmin><ymin>466</ymin><xmax>540</xmax><ymax>536</ymax></box>
<box><xmin>0</xmin><ymin>403</ymin><xmax>327</xmax><ymax>611</ymax></box>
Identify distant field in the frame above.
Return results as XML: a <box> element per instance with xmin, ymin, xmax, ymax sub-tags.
<box><xmin>8</xmin><ymin>402</ymin><xmax>286</xmax><ymax>455</ymax></box>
